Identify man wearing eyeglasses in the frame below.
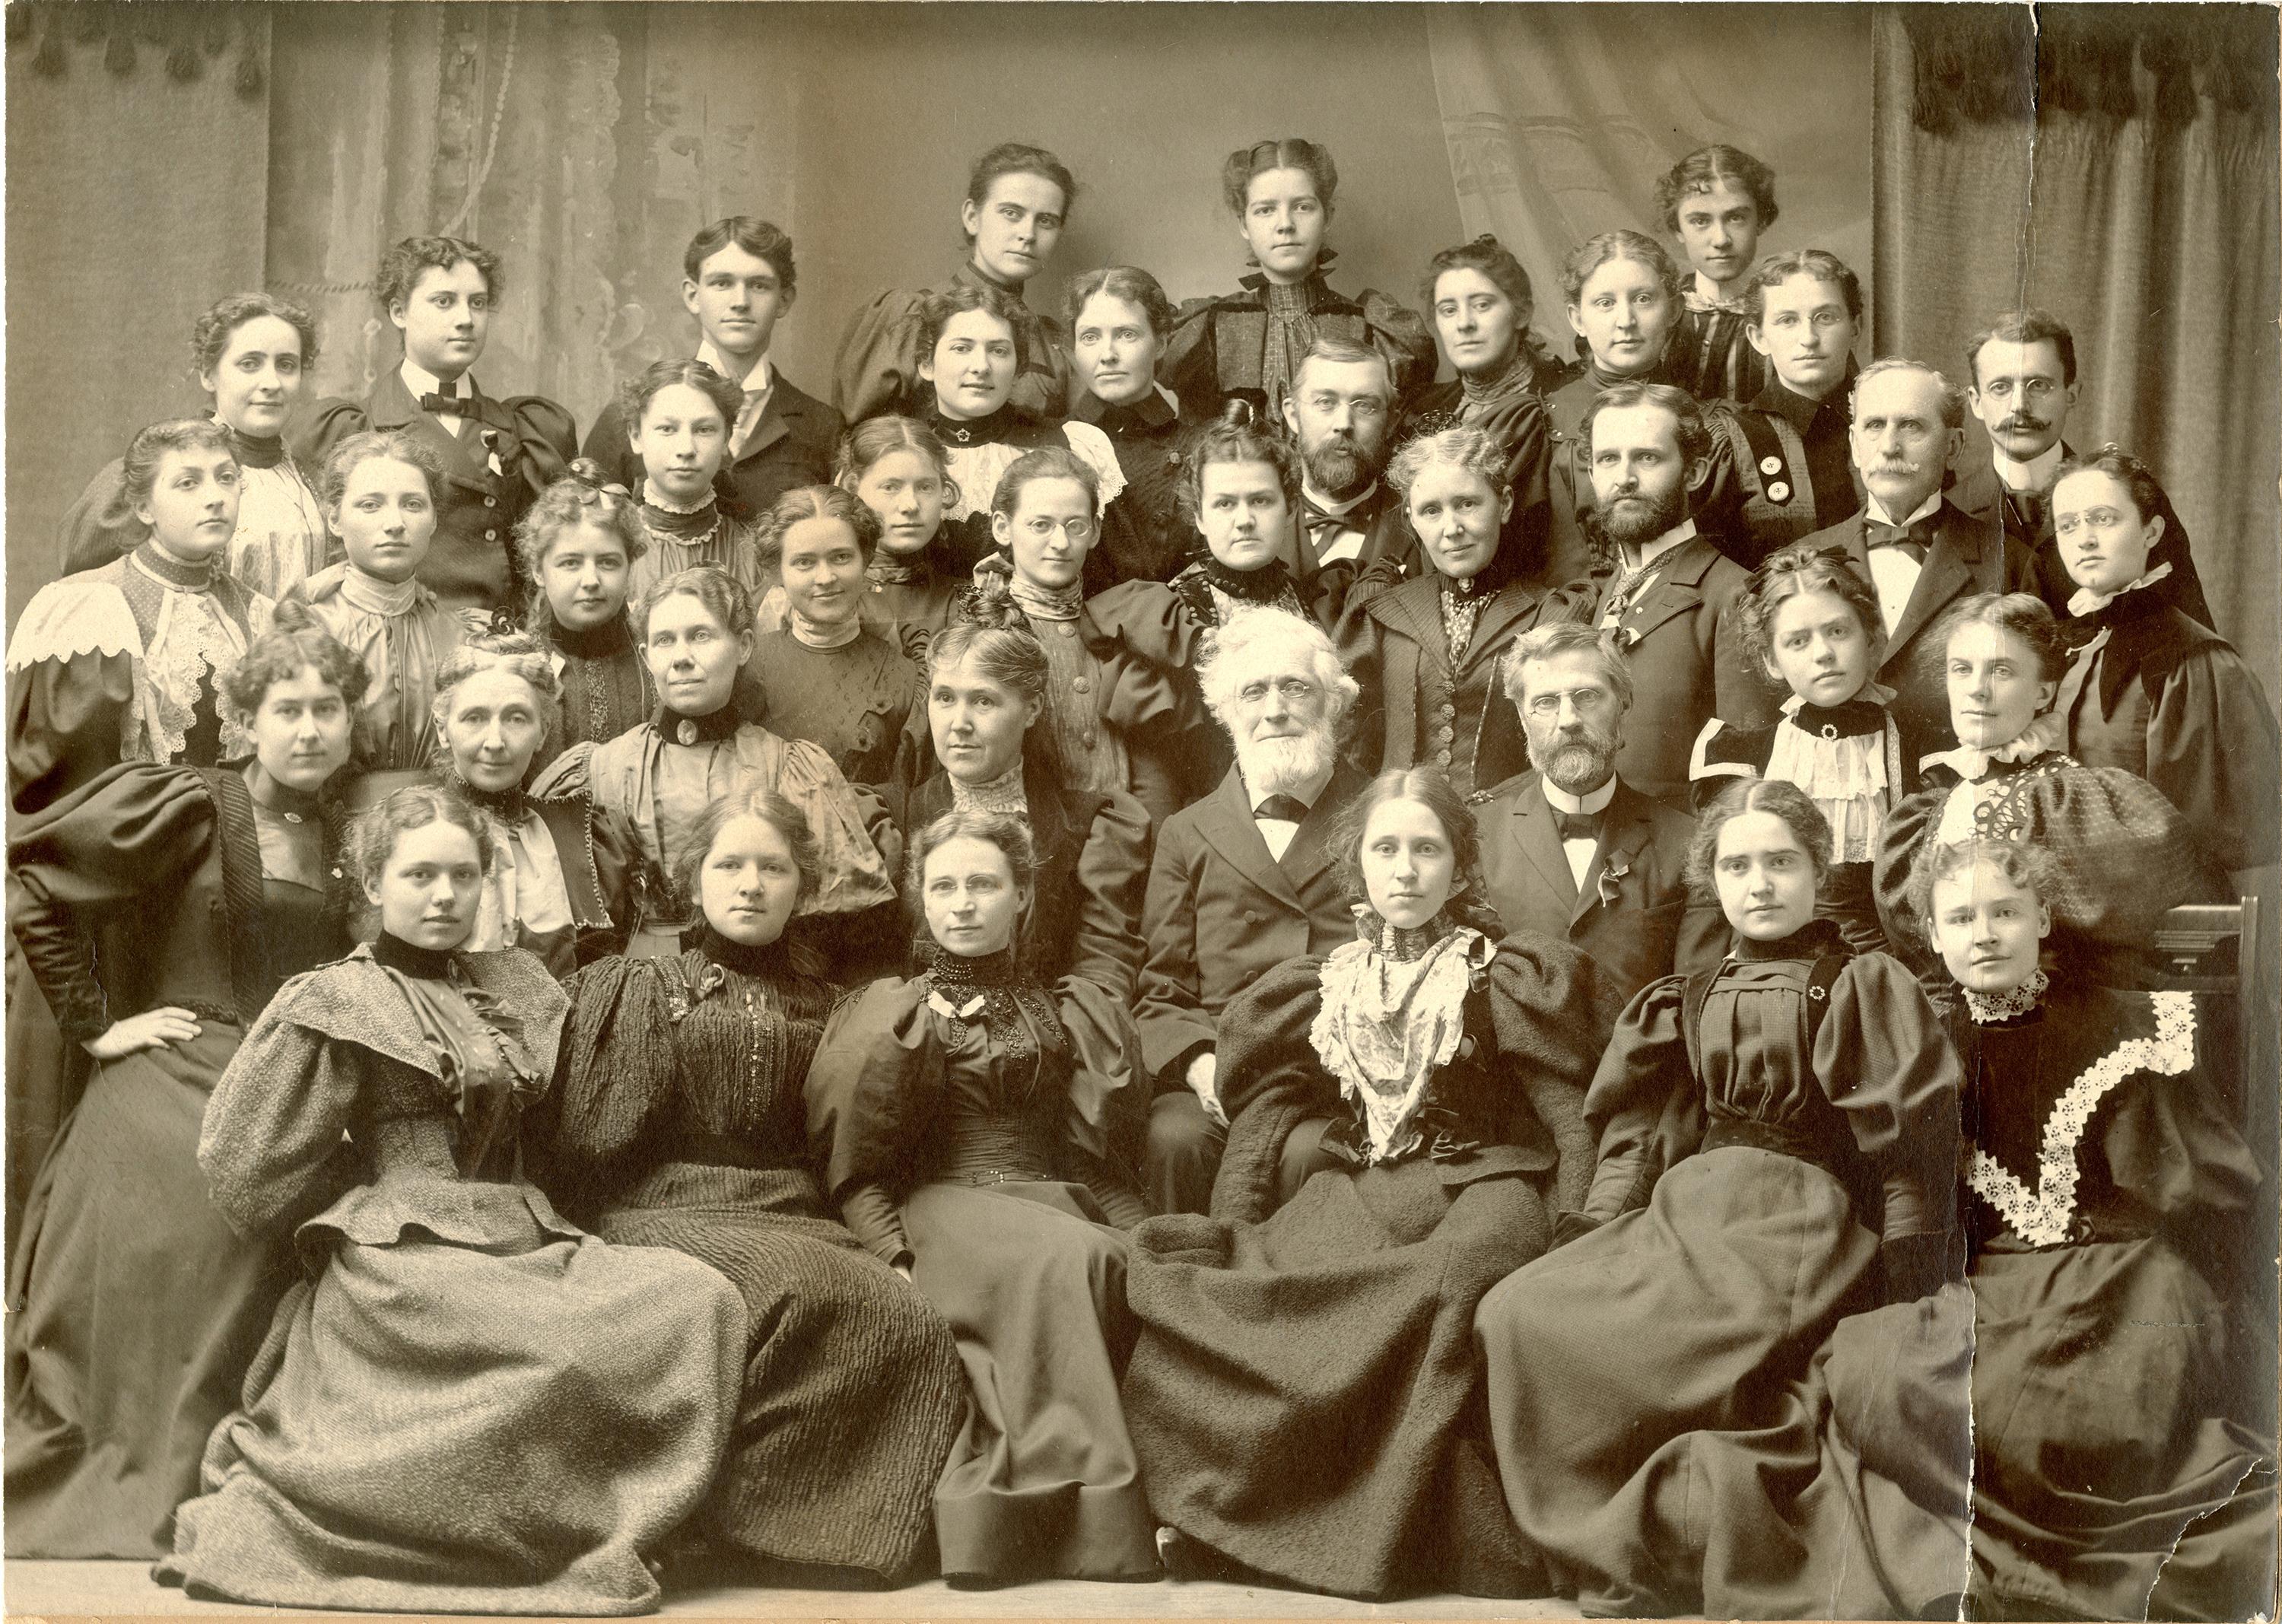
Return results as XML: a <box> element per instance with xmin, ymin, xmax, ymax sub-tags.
<box><xmin>1473</xmin><ymin>622</ymin><xmax>1724</xmax><ymax>1003</ymax></box>
<box><xmin>1134</xmin><ymin>609</ymin><xmax>1365</xmax><ymax>1214</ymax></box>
<box><xmin>1955</xmin><ymin>310</ymin><xmax>2211</xmax><ymax>628</ymax></box>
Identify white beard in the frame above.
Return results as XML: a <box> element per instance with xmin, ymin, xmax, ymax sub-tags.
<box><xmin>1237</xmin><ymin>729</ymin><xmax>1335</xmax><ymax>796</ymax></box>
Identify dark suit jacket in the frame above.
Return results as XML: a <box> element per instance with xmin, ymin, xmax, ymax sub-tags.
<box><xmin>1803</xmin><ymin>499</ymin><xmax>2038</xmax><ymax>761</ymax></box>
<box><xmin>1135</xmin><ymin>762</ymin><xmax>1363</xmax><ymax>1081</ymax></box>
<box><xmin>1583</xmin><ymin>534</ymin><xmax>1777</xmax><ymax>805</ymax></box>
<box><xmin>1950</xmin><ymin>450</ymin><xmax>2214</xmax><ymax>631</ymax></box>
<box><xmin>582</xmin><ymin>368</ymin><xmax>841</xmax><ymax>524</ymax></box>
<box><xmin>1472</xmin><ymin>771</ymin><xmax>1727</xmax><ymax>1005</ymax></box>
<box><xmin>300</xmin><ymin>370</ymin><xmax>577</xmax><ymax>619</ymax></box>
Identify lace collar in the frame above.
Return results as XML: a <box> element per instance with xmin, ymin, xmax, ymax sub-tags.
<box><xmin>950</xmin><ymin>764</ymin><xmax>1028</xmax><ymax>817</ymax></box>
<box><xmin>1965</xmin><ymin>968</ymin><xmax>2049</xmax><ymax>1025</ymax></box>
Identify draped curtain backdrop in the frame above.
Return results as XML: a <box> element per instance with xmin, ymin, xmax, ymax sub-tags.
<box><xmin>1874</xmin><ymin>4</ymin><xmax>2281</xmax><ymax>679</ymax></box>
<box><xmin>1426</xmin><ymin>5</ymin><xmax>1874</xmax><ymax>368</ymax></box>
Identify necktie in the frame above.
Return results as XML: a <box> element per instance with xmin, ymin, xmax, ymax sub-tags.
<box><xmin>1255</xmin><ymin>794</ymin><xmax>1309</xmax><ymax>823</ymax></box>
<box><xmin>2006</xmin><ymin>487</ymin><xmax>2046</xmax><ymax>539</ymax></box>
<box><xmin>1865</xmin><ymin>519</ymin><xmax>1931</xmax><ymax>564</ymax></box>
<box><xmin>1552</xmin><ymin>808</ymin><xmax>1603</xmax><ymax>843</ymax></box>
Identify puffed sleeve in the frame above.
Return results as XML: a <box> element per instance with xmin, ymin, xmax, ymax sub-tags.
<box><xmin>1065</xmin><ymin>788</ymin><xmax>1151</xmax><ymax>1002</ymax></box>
<box><xmin>1085</xmin><ymin>580</ymin><xmax>1203</xmax><ymax>674</ymax></box>
<box><xmin>1134</xmin><ymin>818</ymin><xmax>1216</xmax><ymax>1080</ymax></box>
<box><xmin>1207</xmin><ymin>954</ymin><xmax>1343</xmax><ymax>1225</ymax></box>
<box><xmin>1573</xmin><ymin>974</ymin><xmax>1699</xmax><ymax>1233</ymax></box>
<box><xmin>1157</xmin><ymin>294</ymin><xmax>1226</xmax><ymax>422</ymax></box>
<box><xmin>1356</xmin><ymin>286</ymin><xmax>1438</xmax><ymax>407</ymax></box>
<box><xmin>831</xmin><ymin>288</ymin><xmax>927</xmax><ymax>423</ymax></box>
<box><xmin>1689</xmin><ymin>716</ymin><xmax>1775</xmax><ymax>807</ymax></box>
<box><xmin>56</xmin><ymin>458</ymin><xmax>143</xmax><ymax>578</ymax></box>
<box><xmin>768</xmin><ymin>737</ymin><xmax>899</xmax><ymax>917</ymax></box>
<box><xmin>196</xmin><ymin>987</ymin><xmax>368</xmax><ymax>1237</ymax></box>
<box><xmin>2144</xmin><ymin>645</ymin><xmax>2282</xmax><ymax>879</ymax></box>
<box><xmin>6</xmin><ymin>576</ymin><xmax>142</xmax><ymax>812</ymax></box>
<box><xmin>499</xmin><ymin>396</ymin><xmax>580</xmax><ymax>499</ymax></box>
<box><xmin>806</xmin><ymin>977</ymin><xmax>944</xmax><ymax>1266</ymax></box>
<box><xmin>8</xmin><ymin>762</ymin><xmax>217</xmax><ymax>1044</ymax></box>
<box><xmin>1485</xmin><ymin>933</ymin><xmax>1629</xmax><ymax>1220</ymax></box>
<box><xmin>1870</xmin><ymin>783</ymin><xmax>1946</xmax><ymax>987</ymax></box>
<box><xmin>1813</xmin><ymin>952</ymin><xmax>1961</xmax><ymax>1259</ymax></box>
<box><xmin>1333</xmin><ymin>598</ymin><xmax>1389</xmax><ymax>776</ymax></box>
<box><xmin>292</xmin><ymin>396</ymin><xmax>376</xmax><ymax>473</ymax></box>
<box><xmin>536</xmin><ymin>955</ymin><xmax>676</xmax><ymax>1216</ymax></box>
<box><xmin>1089</xmin><ymin>629</ymin><xmax>1200</xmax><ymax>828</ymax></box>
<box><xmin>577</xmin><ymin>398</ymin><xmax>643</xmax><ymax>491</ymax></box>
<box><xmin>1054</xmin><ymin>976</ymin><xmax>1152</xmax><ymax>1227</ymax></box>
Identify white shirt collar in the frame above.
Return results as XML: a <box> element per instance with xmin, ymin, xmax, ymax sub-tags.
<box><xmin>1541</xmin><ymin>775</ymin><xmax>1617</xmax><ymax>817</ymax></box>
<box><xmin>1302</xmin><ymin>478</ymin><xmax>1374</xmax><ymax>520</ymax></box>
<box><xmin>1864</xmin><ymin>490</ymin><xmax>1944</xmax><ymax>529</ymax></box>
<box><xmin>695</xmin><ymin>341</ymin><xmax>771</xmax><ymax>395</ymax></box>
<box><xmin>1621</xmin><ymin>517</ymin><xmax>1696</xmax><ymax>574</ymax></box>
<box><xmin>1990</xmin><ymin>439</ymin><xmax>2065</xmax><ymax>495</ymax></box>
<box><xmin>400</xmin><ymin>359</ymin><xmax>472</xmax><ymax>403</ymax></box>
<box><xmin>1247</xmin><ymin>762</ymin><xmax>1334</xmax><ymax>816</ymax></box>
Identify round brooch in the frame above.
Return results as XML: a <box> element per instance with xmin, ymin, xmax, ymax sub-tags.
<box><xmin>675</xmin><ymin>718</ymin><xmax>700</xmax><ymax>746</ymax></box>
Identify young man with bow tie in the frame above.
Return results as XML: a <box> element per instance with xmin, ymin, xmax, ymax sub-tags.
<box><xmin>1280</xmin><ymin>339</ymin><xmax>1412</xmax><ymax>628</ymax></box>
<box><xmin>300</xmin><ymin>235</ymin><xmax>577</xmax><ymax>622</ymax></box>
<box><xmin>1798</xmin><ymin>357</ymin><xmax>2037</xmax><ymax>762</ymax></box>
<box><xmin>1953</xmin><ymin>309</ymin><xmax>2212</xmax><ymax>628</ymax></box>
<box><xmin>1472</xmin><ymin>622</ymin><xmax>1725</xmax><ymax>1003</ymax></box>
<box><xmin>1134</xmin><ymin>609</ymin><xmax>1366</xmax><ymax>1214</ymax></box>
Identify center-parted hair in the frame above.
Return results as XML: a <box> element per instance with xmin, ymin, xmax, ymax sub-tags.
<box><xmin>1178</xmin><ymin>400</ymin><xmax>1300</xmax><ymax>527</ymax></box>
<box><xmin>429</xmin><ymin>631</ymin><xmax>562</xmax><ymax>769</ymax></box>
<box><xmin>1654</xmin><ymin>144</ymin><xmax>1780</xmax><ymax>237</ymax></box>
<box><xmin>1560</xmin><ymin>230</ymin><xmax>1683</xmax><ymax>309</ymax></box>
<box><xmin>1386</xmin><ymin>424</ymin><xmax>1512</xmax><ymax>501</ymax></box>
<box><xmin>835</xmin><ymin>415</ymin><xmax>956</xmax><ymax>497</ymax></box>
<box><xmin>675</xmin><ymin>787</ymin><xmax>824</xmax><ymax>913</ymax></box>
<box><xmin>348</xmin><ymin>781</ymin><xmax>496</xmax><ymax>892</ymax></box>
<box><xmin>930</xmin><ymin>579</ymin><xmax>1067</xmax><ymax>787</ymax></box>
<box><xmin>120</xmin><ymin>417</ymin><xmax>237</xmax><ymax>506</ymax></box>
<box><xmin>1744</xmin><ymin>249</ymin><xmax>1864</xmax><ymax>326</ymax></box>
<box><xmin>1922</xmin><ymin>590</ymin><xmax>2069</xmax><ymax>687</ymax></box>
<box><xmin>1734</xmin><ymin>540</ymin><xmax>1886</xmax><ymax>679</ymax></box>
<box><xmin>192</xmin><ymin>291</ymin><xmax>320</xmax><ymax>382</ymax></box>
<box><xmin>1195</xmin><ymin>606</ymin><xmax>1359</xmax><ymax>733</ymax></box>
<box><xmin>1499</xmin><ymin>621</ymin><xmax>1635</xmax><ymax>713</ymax></box>
<box><xmin>1222</xmin><ymin>138</ymin><xmax>1339</xmax><ymax>216</ymax></box>
<box><xmin>1330</xmin><ymin>766</ymin><xmax>1504</xmax><ymax>940</ymax></box>
<box><xmin>1064</xmin><ymin>265</ymin><xmax>1177</xmax><ymax>339</ymax></box>
<box><xmin>1684</xmin><ymin>778</ymin><xmax>1835</xmax><ymax>898</ymax></box>
<box><xmin>1905</xmin><ymin>835</ymin><xmax>2061</xmax><ymax>936</ymax></box>
<box><xmin>991</xmin><ymin>445</ymin><xmax>1100</xmax><ymax>520</ymax></box>
<box><xmin>917</xmin><ymin>282</ymin><xmax>1030</xmax><ymax>373</ymax></box>
<box><xmin>635</xmin><ymin>561</ymin><xmax>753</xmax><ymax>644</ymax></box>
<box><xmin>965</xmin><ymin>143</ymin><xmax>1078</xmax><ymax>227</ymax></box>
<box><xmin>617</xmin><ymin>358</ymin><xmax>744</xmax><ymax>438</ymax></box>
<box><xmin>316</xmin><ymin>427</ymin><xmax>445</xmax><ymax>512</ymax></box>
<box><xmin>754</xmin><ymin>484</ymin><xmax>883</xmax><ymax>571</ymax></box>
<box><xmin>2052</xmin><ymin>443</ymin><xmax>2169</xmax><ymax>527</ymax></box>
<box><xmin>907</xmin><ymin>806</ymin><xmax>1039</xmax><ymax>919</ymax></box>
<box><xmin>374</xmin><ymin>235</ymin><xmax>501</xmax><ymax>313</ymax></box>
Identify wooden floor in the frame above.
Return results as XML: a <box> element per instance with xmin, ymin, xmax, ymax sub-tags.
<box><xmin>5</xmin><ymin>1561</ymin><xmax>1591</xmax><ymax>1619</ymax></box>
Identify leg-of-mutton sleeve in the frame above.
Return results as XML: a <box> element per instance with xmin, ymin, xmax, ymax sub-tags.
<box><xmin>8</xmin><ymin>762</ymin><xmax>218</xmax><ymax>1044</ymax></box>
<box><xmin>1064</xmin><ymin>787</ymin><xmax>1152</xmax><ymax>1003</ymax></box>
<box><xmin>1572</xmin><ymin>974</ymin><xmax>1698</xmax><ymax>1235</ymax></box>
<box><xmin>1813</xmin><ymin>952</ymin><xmax>1963</xmax><ymax>1298</ymax></box>
<box><xmin>1203</xmin><ymin>955</ymin><xmax>1343</xmax><ymax>1225</ymax></box>
<box><xmin>1485</xmin><ymin>933</ymin><xmax>1629</xmax><ymax>1220</ymax></box>
<box><xmin>6</xmin><ymin>577</ymin><xmax>145</xmax><ymax>813</ymax></box>
<box><xmin>537</xmin><ymin>956</ymin><xmax>676</xmax><ymax>1215</ymax></box>
<box><xmin>1053</xmin><ymin>976</ymin><xmax>1153</xmax><ymax>1227</ymax></box>
<box><xmin>195</xmin><ymin>1000</ymin><xmax>368</xmax><ymax>1238</ymax></box>
<box><xmin>2144</xmin><ymin>644</ymin><xmax>2282</xmax><ymax>883</ymax></box>
<box><xmin>805</xmin><ymin>977</ymin><xmax>946</xmax><ymax>1268</ymax></box>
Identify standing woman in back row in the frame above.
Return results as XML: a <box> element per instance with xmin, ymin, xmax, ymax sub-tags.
<box><xmin>60</xmin><ymin>293</ymin><xmax>331</xmax><ymax>600</ymax></box>
<box><xmin>834</xmin><ymin>142</ymin><xmax>1078</xmax><ymax>425</ymax></box>
<box><xmin>1162</xmin><ymin>138</ymin><xmax>1435</xmax><ymax>424</ymax></box>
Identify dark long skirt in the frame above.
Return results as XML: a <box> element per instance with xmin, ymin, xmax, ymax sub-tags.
<box><xmin>589</xmin><ymin>1162</ymin><xmax>966</xmax><ymax>1581</ymax></box>
<box><xmin>1124</xmin><ymin>1160</ymin><xmax>1551</xmax><ymax>1600</ymax></box>
<box><xmin>1474</xmin><ymin>1146</ymin><xmax>1880</xmax><ymax>1614</ymax></box>
<box><xmin>901</xmin><ymin>1178</ymin><xmax>1158</xmax><ymax>1584</ymax></box>
<box><xmin>4</xmin><ymin>1022</ymin><xmax>293</xmax><ymax>1557</ymax></box>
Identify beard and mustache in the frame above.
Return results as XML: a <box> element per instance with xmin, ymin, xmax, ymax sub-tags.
<box><xmin>1527</xmin><ymin>720</ymin><xmax>1620</xmax><ymax>795</ymax></box>
<box><xmin>1300</xmin><ymin>429</ymin><xmax>1388</xmax><ymax>501</ymax></box>
<box><xmin>1591</xmin><ymin>481</ymin><xmax>1689</xmax><ymax>551</ymax></box>
<box><xmin>1236</xmin><ymin>727</ymin><xmax>1337</xmax><ymax>796</ymax></box>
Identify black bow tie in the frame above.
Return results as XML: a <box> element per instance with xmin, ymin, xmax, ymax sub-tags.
<box><xmin>1552</xmin><ymin>808</ymin><xmax>1603</xmax><ymax>843</ymax></box>
<box><xmin>1254</xmin><ymin>794</ymin><xmax>1309</xmax><ymax>823</ymax></box>
<box><xmin>420</xmin><ymin>391</ymin><xmax>469</xmax><ymax>417</ymax></box>
<box><xmin>1865</xmin><ymin>517</ymin><xmax>1934</xmax><ymax>563</ymax></box>
<box><xmin>1302</xmin><ymin>491</ymin><xmax>1371</xmax><ymax>536</ymax></box>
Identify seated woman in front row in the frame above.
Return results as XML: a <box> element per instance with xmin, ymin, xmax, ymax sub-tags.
<box><xmin>1122</xmin><ymin>767</ymin><xmax>1623</xmax><ymax>1603</ymax></box>
<box><xmin>807</xmin><ymin>811</ymin><xmax>1158</xmax><ymax>1585</ymax></box>
<box><xmin>157</xmin><ymin>783</ymin><xmax>745</xmax><ymax>1616</ymax></box>
<box><xmin>1472</xmin><ymin>780</ymin><xmax>1961</xmax><ymax>1619</ymax></box>
<box><xmin>540</xmin><ymin>789</ymin><xmax>966</xmax><ymax>1585</ymax></box>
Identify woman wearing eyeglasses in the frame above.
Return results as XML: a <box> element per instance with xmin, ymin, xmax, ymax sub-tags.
<box><xmin>961</xmin><ymin>450</ymin><xmax>1193</xmax><ymax>825</ymax></box>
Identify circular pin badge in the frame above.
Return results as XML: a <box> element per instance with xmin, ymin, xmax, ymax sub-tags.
<box><xmin>1759</xmin><ymin>455</ymin><xmax>1783</xmax><ymax>476</ymax></box>
<box><xmin>1767</xmin><ymin>481</ymin><xmax>1792</xmax><ymax>503</ymax></box>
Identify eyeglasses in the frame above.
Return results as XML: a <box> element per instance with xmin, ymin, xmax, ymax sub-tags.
<box><xmin>1237</xmin><ymin>677</ymin><xmax>1320</xmax><ymax>706</ymax></box>
<box><xmin>1019</xmin><ymin>516</ymin><xmax>1098</xmax><ymax>543</ymax></box>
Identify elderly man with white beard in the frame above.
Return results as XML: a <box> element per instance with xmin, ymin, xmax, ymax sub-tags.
<box><xmin>1473</xmin><ymin>621</ymin><xmax>1727</xmax><ymax>1003</ymax></box>
<box><xmin>1133</xmin><ymin>608</ymin><xmax>1367</xmax><ymax>1215</ymax></box>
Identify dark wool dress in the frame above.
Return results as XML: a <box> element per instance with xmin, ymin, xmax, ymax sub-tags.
<box><xmin>542</xmin><ymin>938</ymin><xmax>966</xmax><ymax>1581</ymax></box>
<box><xmin>5</xmin><ymin>763</ymin><xmax>340</xmax><ymax>1557</ymax></box>
<box><xmin>1120</xmin><ymin>927</ymin><xmax>1622</xmax><ymax>1601</ymax></box>
<box><xmin>1674</xmin><ymin>984</ymin><xmax>2279</xmax><ymax>1621</ymax></box>
<box><xmin>538</xmin><ymin>613</ymin><xmax>654</xmax><ymax>772</ymax></box>
<box><xmin>1473</xmin><ymin>924</ymin><xmax>1962</xmax><ymax>1617</ymax></box>
<box><xmin>155</xmin><ymin>942</ymin><xmax>745</xmax><ymax>1616</ymax></box>
<box><xmin>807</xmin><ymin>957</ymin><xmax>1158</xmax><ymax>1584</ymax></box>
<box><xmin>1400</xmin><ymin>362</ymin><xmax>1556</xmax><ymax>589</ymax></box>
<box><xmin>747</xmin><ymin>625</ymin><xmax>926</xmax><ymax>790</ymax></box>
